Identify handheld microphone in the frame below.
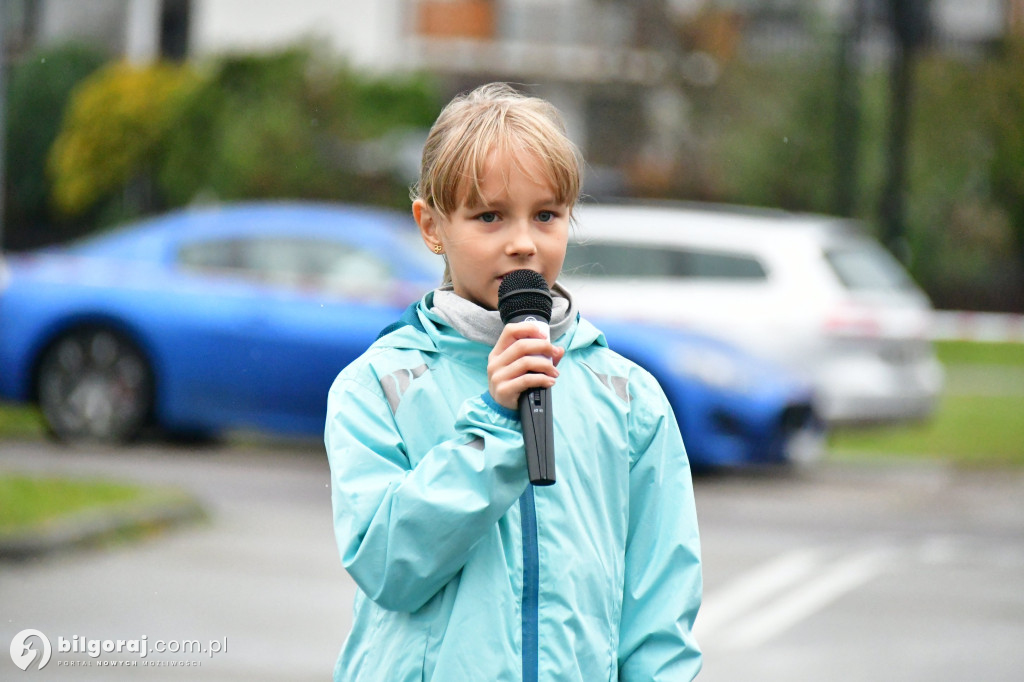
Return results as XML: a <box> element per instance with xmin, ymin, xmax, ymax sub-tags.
<box><xmin>498</xmin><ymin>269</ymin><xmax>556</xmax><ymax>486</ymax></box>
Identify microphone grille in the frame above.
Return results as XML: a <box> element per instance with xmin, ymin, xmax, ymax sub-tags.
<box><xmin>498</xmin><ymin>269</ymin><xmax>552</xmax><ymax>323</ymax></box>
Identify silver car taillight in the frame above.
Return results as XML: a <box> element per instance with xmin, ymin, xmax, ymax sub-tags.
<box><xmin>822</xmin><ymin>305</ymin><xmax>882</xmax><ymax>338</ymax></box>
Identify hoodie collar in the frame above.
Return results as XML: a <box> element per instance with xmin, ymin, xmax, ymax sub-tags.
<box><xmin>375</xmin><ymin>286</ymin><xmax>607</xmax><ymax>359</ymax></box>
<box><xmin>430</xmin><ymin>282</ymin><xmax>576</xmax><ymax>347</ymax></box>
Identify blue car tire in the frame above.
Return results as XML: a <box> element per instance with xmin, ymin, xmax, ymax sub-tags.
<box><xmin>36</xmin><ymin>327</ymin><xmax>154</xmax><ymax>444</ymax></box>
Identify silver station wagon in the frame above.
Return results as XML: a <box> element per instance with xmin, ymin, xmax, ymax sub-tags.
<box><xmin>562</xmin><ymin>202</ymin><xmax>944</xmax><ymax>426</ymax></box>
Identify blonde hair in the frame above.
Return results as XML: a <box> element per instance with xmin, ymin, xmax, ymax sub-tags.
<box><xmin>413</xmin><ymin>83</ymin><xmax>583</xmax><ymax>283</ymax></box>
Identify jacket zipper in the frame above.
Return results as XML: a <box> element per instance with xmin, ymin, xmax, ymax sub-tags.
<box><xmin>520</xmin><ymin>487</ymin><xmax>539</xmax><ymax>682</ymax></box>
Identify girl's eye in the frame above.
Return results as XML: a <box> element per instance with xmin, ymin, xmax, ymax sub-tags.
<box><xmin>537</xmin><ymin>211</ymin><xmax>556</xmax><ymax>223</ymax></box>
<box><xmin>477</xmin><ymin>212</ymin><xmax>499</xmax><ymax>224</ymax></box>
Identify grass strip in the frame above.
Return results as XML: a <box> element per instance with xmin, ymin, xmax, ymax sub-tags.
<box><xmin>0</xmin><ymin>473</ymin><xmax>145</xmax><ymax>532</ymax></box>
<box><xmin>934</xmin><ymin>340</ymin><xmax>1024</xmax><ymax>366</ymax></box>
<box><xmin>829</xmin><ymin>393</ymin><xmax>1024</xmax><ymax>467</ymax></box>
<box><xmin>0</xmin><ymin>472</ymin><xmax>206</xmax><ymax>560</ymax></box>
<box><xmin>0</xmin><ymin>403</ymin><xmax>44</xmax><ymax>440</ymax></box>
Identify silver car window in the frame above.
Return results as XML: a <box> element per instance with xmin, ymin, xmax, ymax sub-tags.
<box><xmin>564</xmin><ymin>242</ymin><xmax>767</xmax><ymax>280</ymax></box>
<box><xmin>824</xmin><ymin>243</ymin><xmax>915</xmax><ymax>292</ymax></box>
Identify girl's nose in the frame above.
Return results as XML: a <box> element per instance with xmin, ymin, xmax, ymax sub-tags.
<box><xmin>506</xmin><ymin>221</ymin><xmax>537</xmax><ymax>257</ymax></box>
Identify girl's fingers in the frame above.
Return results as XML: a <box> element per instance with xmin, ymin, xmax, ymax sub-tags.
<box><xmin>487</xmin><ymin>325</ymin><xmax>563</xmax><ymax>410</ymax></box>
<box><xmin>492</xmin><ymin>353</ymin><xmax>559</xmax><ymax>382</ymax></box>
<box><xmin>489</xmin><ymin>371</ymin><xmax>557</xmax><ymax>411</ymax></box>
<box><xmin>494</xmin><ymin>339</ymin><xmax>557</xmax><ymax>363</ymax></box>
<box><xmin>489</xmin><ymin>343</ymin><xmax>560</xmax><ymax>383</ymax></box>
<box><xmin>493</xmin><ymin>322</ymin><xmax>549</xmax><ymax>353</ymax></box>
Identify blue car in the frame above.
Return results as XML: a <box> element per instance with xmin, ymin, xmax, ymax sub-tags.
<box><xmin>594</xmin><ymin>319</ymin><xmax>823</xmax><ymax>467</ymax></box>
<box><xmin>0</xmin><ymin>201</ymin><xmax>821</xmax><ymax>467</ymax></box>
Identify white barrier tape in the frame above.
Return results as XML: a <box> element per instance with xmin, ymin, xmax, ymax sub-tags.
<box><xmin>931</xmin><ymin>311</ymin><xmax>1024</xmax><ymax>343</ymax></box>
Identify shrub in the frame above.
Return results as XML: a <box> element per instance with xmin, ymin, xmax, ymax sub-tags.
<box><xmin>46</xmin><ymin>46</ymin><xmax>442</xmax><ymax>223</ymax></box>
<box><xmin>48</xmin><ymin>61</ymin><xmax>200</xmax><ymax>217</ymax></box>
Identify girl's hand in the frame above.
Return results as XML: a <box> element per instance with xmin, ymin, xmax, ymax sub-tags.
<box><xmin>487</xmin><ymin>322</ymin><xmax>566</xmax><ymax>411</ymax></box>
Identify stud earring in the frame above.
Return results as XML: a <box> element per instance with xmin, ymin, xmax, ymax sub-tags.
<box><xmin>433</xmin><ymin>244</ymin><xmax>443</xmax><ymax>254</ymax></box>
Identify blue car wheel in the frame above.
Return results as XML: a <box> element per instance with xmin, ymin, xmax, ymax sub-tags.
<box><xmin>36</xmin><ymin>327</ymin><xmax>154</xmax><ymax>443</ymax></box>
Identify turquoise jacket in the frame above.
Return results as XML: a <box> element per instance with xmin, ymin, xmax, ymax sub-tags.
<box><xmin>325</xmin><ymin>294</ymin><xmax>702</xmax><ymax>681</ymax></box>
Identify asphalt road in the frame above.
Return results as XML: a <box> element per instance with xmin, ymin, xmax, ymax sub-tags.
<box><xmin>2</xmin><ymin>441</ymin><xmax>1022</xmax><ymax>680</ymax></box>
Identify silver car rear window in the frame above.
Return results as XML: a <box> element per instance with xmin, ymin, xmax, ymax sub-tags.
<box><xmin>824</xmin><ymin>243</ymin><xmax>915</xmax><ymax>292</ymax></box>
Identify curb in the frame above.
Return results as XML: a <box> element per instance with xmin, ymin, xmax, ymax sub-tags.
<box><xmin>0</xmin><ymin>494</ymin><xmax>207</xmax><ymax>562</ymax></box>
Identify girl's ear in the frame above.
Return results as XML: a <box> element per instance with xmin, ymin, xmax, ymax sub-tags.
<box><xmin>413</xmin><ymin>199</ymin><xmax>443</xmax><ymax>254</ymax></box>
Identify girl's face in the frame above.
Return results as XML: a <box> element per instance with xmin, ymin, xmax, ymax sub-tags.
<box><xmin>415</xmin><ymin>149</ymin><xmax>570</xmax><ymax>311</ymax></box>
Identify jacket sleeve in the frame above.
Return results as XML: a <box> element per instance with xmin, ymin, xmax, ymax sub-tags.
<box><xmin>618</xmin><ymin>371</ymin><xmax>703</xmax><ymax>681</ymax></box>
<box><xmin>325</xmin><ymin>373</ymin><xmax>529</xmax><ymax>613</ymax></box>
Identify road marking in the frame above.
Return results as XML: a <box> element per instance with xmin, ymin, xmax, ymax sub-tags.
<box><xmin>713</xmin><ymin>547</ymin><xmax>893</xmax><ymax>651</ymax></box>
<box><xmin>695</xmin><ymin>547</ymin><xmax>822</xmax><ymax>640</ymax></box>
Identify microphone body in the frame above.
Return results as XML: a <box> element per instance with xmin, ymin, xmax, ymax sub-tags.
<box><xmin>498</xmin><ymin>271</ymin><xmax>556</xmax><ymax>486</ymax></box>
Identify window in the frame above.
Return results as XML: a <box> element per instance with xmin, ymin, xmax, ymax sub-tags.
<box><xmin>178</xmin><ymin>237</ymin><xmax>393</xmax><ymax>295</ymax></box>
<box><xmin>689</xmin><ymin>250</ymin><xmax>768</xmax><ymax>279</ymax></box>
<box><xmin>178</xmin><ymin>239</ymin><xmax>244</xmax><ymax>270</ymax></box>
<box><xmin>563</xmin><ymin>242</ymin><xmax>768</xmax><ymax>280</ymax></box>
<box><xmin>824</xmin><ymin>243</ymin><xmax>914</xmax><ymax>292</ymax></box>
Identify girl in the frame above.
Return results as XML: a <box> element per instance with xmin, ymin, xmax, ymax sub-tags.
<box><xmin>325</xmin><ymin>83</ymin><xmax>702</xmax><ymax>681</ymax></box>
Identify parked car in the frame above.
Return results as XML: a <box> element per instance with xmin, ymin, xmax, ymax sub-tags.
<box><xmin>0</xmin><ymin>202</ymin><xmax>437</xmax><ymax>443</ymax></box>
<box><xmin>0</xmin><ymin>201</ymin><xmax>820</xmax><ymax>467</ymax></box>
<box><xmin>592</xmin><ymin>318</ymin><xmax>823</xmax><ymax>468</ymax></box>
<box><xmin>562</xmin><ymin>201</ymin><xmax>945</xmax><ymax>425</ymax></box>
